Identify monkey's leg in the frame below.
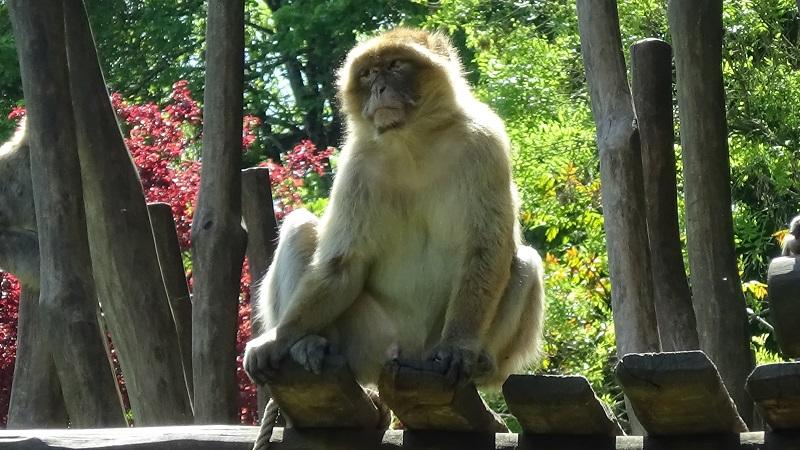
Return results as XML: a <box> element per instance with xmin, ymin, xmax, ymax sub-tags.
<box><xmin>481</xmin><ymin>245</ymin><xmax>545</xmax><ymax>387</ymax></box>
<box><xmin>246</xmin><ymin>209</ymin><xmax>321</xmax><ymax>383</ymax></box>
<box><xmin>255</xmin><ymin>209</ymin><xmax>319</xmax><ymax>330</ymax></box>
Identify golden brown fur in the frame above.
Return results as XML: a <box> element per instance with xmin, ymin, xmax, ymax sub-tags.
<box><xmin>244</xmin><ymin>28</ymin><xmax>545</xmax><ymax>390</ymax></box>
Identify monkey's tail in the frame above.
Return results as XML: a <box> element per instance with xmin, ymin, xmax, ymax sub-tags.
<box><xmin>253</xmin><ymin>398</ymin><xmax>280</xmax><ymax>450</ymax></box>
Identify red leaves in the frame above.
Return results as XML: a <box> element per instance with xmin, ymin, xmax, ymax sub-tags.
<box><xmin>260</xmin><ymin>140</ymin><xmax>334</xmax><ymax>219</ymax></box>
<box><xmin>0</xmin><ymin>272</ymin><xmax>20</xmax><ymax>426</ymax></box>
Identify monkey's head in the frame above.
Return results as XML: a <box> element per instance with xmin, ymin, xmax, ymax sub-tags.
<box><xmin>790</xmin><ymin>215</ymin><xmax>800</xmax><ymax>236</ymax></box>
<box><xmin>338</xmin><ymin>28</ymin><xmax>468</xmax><ymax>134</ymax></box>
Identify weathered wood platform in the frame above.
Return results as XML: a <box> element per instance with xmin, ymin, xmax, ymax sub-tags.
<box><xmin>264</xmin><ymin>355</ymin><xmax>385</xmax><ymax>428</ymax></box>
<box><xmin>0</xmin><ymin>427</ymin><xmax>791</xmax><ymax>450</ymax></box>
<box><xmin>503</xmin><ymin>374</ymin><xmax>622</xmax><ymax>436</ymax></box>
<box><xmin>616</xmin><ymin>351</ymin><xmax>747</xmax><ymax>435</ymax></box>
<box><xmin>377</xmin><ymin>359</ymin><xmax>507</xmax><ymax>432</ymax></box>
<box><xmin>747</xmin><ymin>362</ymin><xmax>800</xmax><ymax>430</ymax></box>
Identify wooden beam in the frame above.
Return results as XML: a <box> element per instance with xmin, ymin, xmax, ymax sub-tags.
<box><xmin>7</xmin><ymin>286</ymin><xmax>67</xmax><ymax>428</ymax></box>
<box><xmin>265</xmin><ymin>356</ymin><xmax>385</xmax><ymax>428</ymax></box>
<box><xmin>575</xmin><ymin>0</ymin><xmax>660</xmax><ymax>357</ymax></box>
<box><xmin>190</xmin><ymin>0</ymin><xmax>248</xmax><ymax>423</ymax></box>
<box><xmin>747</xmin><ymin>362</ymin><xmax>800</xmax><ymax>430</ymax></box>
<box><xmin>241</xmin><ymin>167</ymin><xmax>280</xmax><ymax>414</ymax></box>
<box><xmin>630</xmin><ymin>38</ymin><xmax>699</xmax><ymax>352</ymax></box>
<box><xmin>502</xmin><ymin>374</ymin><xmax>622</xmax><ymax>436</ymax></box>
<box><xmin>668</xmin><ymin>0</ymin><xmax>754</xmax><ymax>423</ymax></box>
<box><xmin>62</xmin><ymin>0</ymin><xmax>192</xmax><ymax>424</ymax></box>
<box><xmin>0</xmin><ymin>427</ymin><xmax>780</xmax><ymax>450</ymax></box>
<box><xmin>147</xmin><ymin>202</ymin><xmax>194</xmax><ymax>405</ymax></box>
<box><xmin>767</xmin><ymin>256</ymin><xmax>800</xmax><ymax>357</ymax></box>
<box><xmin>7</xmin><ymin>0</ymin><xmax>126</xmax><ymax>426</ymax></box>
<box><xmin>616</xmin><ymin>351</ymin><xmax>746</xmax><ymax>435</ymax></box>
<box><xmin>575</xmin><ymin>0</ymin><xmax>660</xmax><ymax>433</ymax></box>
<box><xmin>378</xmin><ymin>360</ymin><xmax>507</xmax><ymax>432</ymax></box>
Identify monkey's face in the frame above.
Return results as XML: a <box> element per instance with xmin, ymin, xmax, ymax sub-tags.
<box><xmin>356</xmin><ymin>57</ymin><xmax>418</xmax><ymax>133</ymax></box>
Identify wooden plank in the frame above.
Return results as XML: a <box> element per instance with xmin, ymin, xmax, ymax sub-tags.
<box><xmin>266</xmin><ymin>355</ymin><xmax>385</xmax><ymax>428</ymax></box>
<box><xmin>7</xmin><ymin>0</ymin><xmax>126</xmax><ymax>427</ymax></box>
<box><xmin>630</xmin><ymin>38</ymin><xmax>699</xmax><ymax>352</ymax></box>
<box><xmin>576</xmin><ymin>0</ymin><xmax>661</xmax><ymax>433</ymax></box>
<box><xmin>616</xmin><ymin>351</ymin><xmax>747</xmax><ymax>435</ymax></box>
<box><xmin>190</xmin><ymin>0</ymin><xmax>248</xmax><ymax>423</ymax></box>
<box><xmin>747</xmin><ymin>362</ymin><xmax>800</xmax><ymax>430</ymax></box>
<box><xmin>240</xmin><ymin>167</ymin><xmax>280</xmax><ymax>415</ymax></box>
<box><xmin>503</xmin><ymin>374</ymin><xmax>622</xmax><ymax>436</ymax></box>
<box><xmin>63</xmin><ymin>0</ymin><xmax>193</xmax><ymax>424</ymax></box>
<box><xmin>377</xmin><ymin>360</ymin><xmax>507</xmax><ymax>432</ymax></box>
<box><xmin>7</xmin><ymin>286</ymin><xmax>68</xmax><ymax>428</ymax></box>
<box><xmin>668</xmin><ymin>0</ymin><xmax>754</xmax><ymax>423</ymax></box>
<box><xmin>767</xmin><ymin>257</ymin><xmax>800</xmax><ymax>358</ymax></box>
<box><xmin>0</xmin><ymin>427</ymin><xmax>779</xmax><ymax>450</ymax></box>
<box><xmin>147</xmin><ymin>202</ymin><xmax>194</xmax><ymax>404</ymax></box>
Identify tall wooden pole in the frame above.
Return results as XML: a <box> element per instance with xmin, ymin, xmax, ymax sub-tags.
<box><xmin>630</xmin><ymin>39</ymin><xmax>699</xmax><ymax>352</ymax></box>
<box><xmin>7</xmin><ymin>0</ymin><xmax>125</xmax><ymax>426</ymax></box>
<box><xmin>576</xmin><ymin>0</ymin><xmax>661</xmax><ymax>433</ymax></box>
<box><xmin>668</xmin><ymin>0</ymin><xmax>754</xmax><ymax>424</ymax></box>
<box><xmin>63</xmin><ymin>0</ymin><xmax>192</xmax><ymax>424</ymax></box>
<box><xmin>191</xmin><ymin>0</ymin><xmax>248</xmax><ymax>423</ymax></box>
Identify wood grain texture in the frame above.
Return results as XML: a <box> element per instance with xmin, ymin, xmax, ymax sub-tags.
<box><xmin>63</xmin><ymin>0</ymin><xmax>192</xmax><ymax>424</ymax></box>
<box><xmin>630</xmin><ymin>38</ymin><xmax>699</xmax><ymax>352</ymax></box>
<box><xmin>191</xmin><ymin>0</ymin><xmax>248</xmax><ymax>423</ymax></box>
<box><xmin>7</xmin><ymin>0</ymin><xmax>125</xmax><ymax>426</ymax></box>
<box><xmin>667</xmin><ymin>0</ymin><xmax>754</xmax><ymax>424</ymax></box>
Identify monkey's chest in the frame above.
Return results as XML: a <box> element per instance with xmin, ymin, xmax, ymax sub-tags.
<box><xmin>366</xmin><ymin>215</ymin><xmax>464</xmax><ymax>326</ymax></box>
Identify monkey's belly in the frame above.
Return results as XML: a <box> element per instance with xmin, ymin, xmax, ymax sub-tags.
<box><xmin>332</xmin><ymin>269</ymin><xmax>453</xmax><ymax>385</ymax></box>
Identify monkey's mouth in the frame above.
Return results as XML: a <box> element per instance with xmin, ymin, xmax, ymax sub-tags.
<box><xmin>372</xmin><ymin>107</ymin><xmax>406</xmax><ymax>132</ymax></box>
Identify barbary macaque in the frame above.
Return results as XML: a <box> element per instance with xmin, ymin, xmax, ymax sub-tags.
<box><xmin>0</xmin><ymin>121</ymin><xmax>39</xmax><ymax>286</ymax></box>
<box><xmin>782</xmin><ymin>215</ymin><xmax>800</xmax><ymax>256</ymax></box>
<box><xmin>244</xmin><ymin>28</ymin><xmax>545</xmax><ymax>390</ymax></box>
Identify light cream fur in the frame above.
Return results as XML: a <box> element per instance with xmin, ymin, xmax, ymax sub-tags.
<box><xmin>245</xmin><ymin>28</ymin><xmax>544</xmax><ymax>388</ymax></box>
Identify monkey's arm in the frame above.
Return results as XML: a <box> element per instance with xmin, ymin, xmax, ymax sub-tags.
<box><xmin>434</xmin><ymin>137</ymin><xmax>516</xmax><ymax>376</ymax></box>
<box><xmin>274</xmin><ymin>170</ymin><xmax>373</xmax><ymax>346</ymax></box>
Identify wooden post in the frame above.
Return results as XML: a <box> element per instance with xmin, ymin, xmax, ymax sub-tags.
<box><xmin>7</xmin><ymin>286</ymin><xmax>68</xmax><ymax>428</ymax></box>
<box><xmin>241</xmin><ymin>167</ymin><xmax>279</xmax><ymax>286</ymax></box>
<box><xmin>148</xmin><ymin>202</ymin><xmax>194</xmax><ymax>405</ymax></box>
<box><xmin>62</xmin><ymin>0</ymin><xmax>192</xmax><ymax>424</ymax></box>
<box><xmin>576</xmin><ymin>0</ymin><xmax>660</xmax><ymax>433</ymax></box>
<box><xmin>630</xmin><ymin>39</ymin><xmax>699</xmax><ymax>352</ymax></box>
<box><xmin>668</xmin><ymin>0</ymin><xmax>754</xmax><ymax>424</ymax></box>
<box><xmin>7</xmin><ymin>0</ymin><xmax>125</xmax><ymax>426</ymax></box>
<box><xmin>241</xmin><ymin>167</ymin><xmax>280</xmax><ymax>414</ymax></box>
<box><xmin>191</xmin><ymin>0</ymin><xmax>248</xmax><ymax>423</ymax></box>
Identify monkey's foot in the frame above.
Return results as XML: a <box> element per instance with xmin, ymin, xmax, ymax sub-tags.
<box><xmin>427</xmin><ymin>344</ymin><xmax>494</xmax><ymax>387</ymax></box>
<box><xmin>289</xmin><ymin>334</ymin><xmax>329</xmax><ymax>374</ymax></box>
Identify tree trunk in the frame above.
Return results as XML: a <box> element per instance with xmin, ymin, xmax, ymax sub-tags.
<box><xmin>7</xmin><ymin>286</ymin><xmax>68</xmax><ymax>429</ymax></box>
<box><xmin>148</xmin><ymin>202</ymin><xmax>194</xmax><ymax>406</ymax></box>
<box><xmin>630</xmin><ymin>39</ymin><xmax>699</xmax><ymax>352</ymax></box>
<box><xmin>576</xmin><ymin>0</ymin><xmax>661</xmax><ymax>433</ymax></box>
<box><xmin>62</xmin><ymin>0</ymin><xmax>192</xmax><ymax>425</ymax></box>
<box><xmin>191</xmin><ymin>0</ymin><xmax>248</xmax><ymax>424</ymax></box>
<box><xmin>241</xmin><ymin>167</ymin><xmax>280</xmax><ymax>415</ymax></box>
<box><xmin>7</xmin><ymin>0</ymin><xmax>125</xmax><ymax>427</ymax></box>
<box><xmin>668</xmin><ymin>0</ymin><xmax>754</xmax><ymax>425</ymax></box>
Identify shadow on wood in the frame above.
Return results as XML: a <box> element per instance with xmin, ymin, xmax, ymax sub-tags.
<box><xmin>378</xmin><ymin>359</ymin><xmax>507</xmax><ymax>432</ymax></box>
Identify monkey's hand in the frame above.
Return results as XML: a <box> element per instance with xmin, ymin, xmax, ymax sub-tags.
<box><xmin>427</xmin><ymin>342</ymin><xmax>494</xmax><ymax>386</ymax></box>
<box><xmin>243</xmin><ymin>327</ymin><xmax>294</xmax><ymax>386</ymax></box>
<box><xmin>289</xmin><ymin>334</ymin><xmax>329</xmax><ymax>375</ymax></box>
